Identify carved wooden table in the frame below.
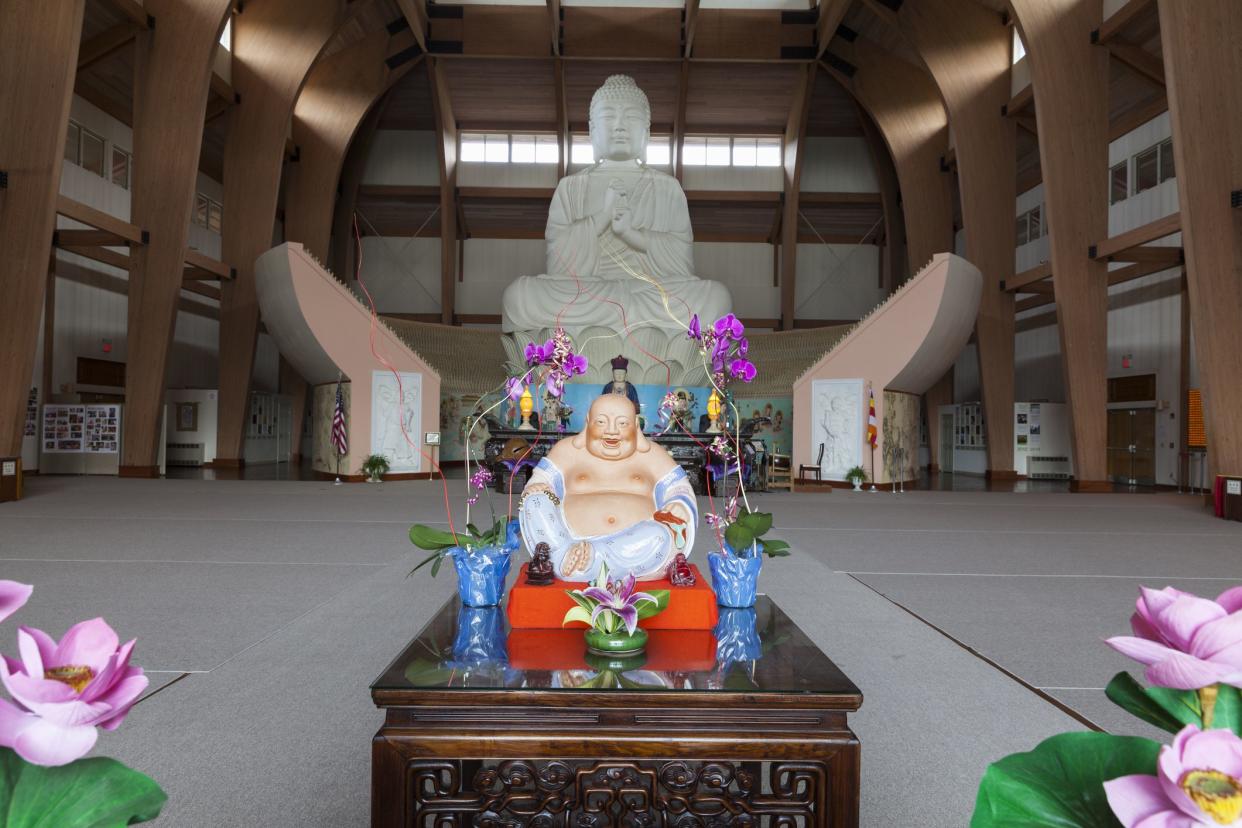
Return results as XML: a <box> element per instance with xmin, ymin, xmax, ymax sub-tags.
<box><xmin>371</xmin><ymin>597</ymin><xmax>863</xmax><ymax>827</ymax></box>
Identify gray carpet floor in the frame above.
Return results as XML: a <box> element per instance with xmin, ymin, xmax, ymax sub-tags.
<box><xmin>2</xmin><ymin>476</ymin><xmax>1237</xmax><ymax>826</ymax></box>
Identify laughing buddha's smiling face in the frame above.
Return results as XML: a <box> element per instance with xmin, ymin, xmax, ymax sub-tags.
<box><xmin>584</xmin><ymin>395</ymin><xmax>640</xmax><ymax>461</ymax></box>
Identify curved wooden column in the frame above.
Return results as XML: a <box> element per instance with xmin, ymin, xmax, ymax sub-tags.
<box><xmin>901</xmin><ymin>0</ymin><xmax>1017</xmax><ymax>476</ymax></box>
<box><xmin>1010</xmin><ymin>0</ymin><xmax>1110</xmax><ymax>488</ymax></box>
<box><xmin>286</xmin><ymin>29</ymin><xmax>392</xmax><ymax>260</ymax></box>
<box><xmin>1157</xmin><ymin>0</ymin><xmax>1242</xmax><ymax>478</ymax></box>
<box><xmin>824</xmin><ymin>40</ymin><xmax>954</xmax><ymax>475</ymax></box>
<box><xmin>215</xmin><ymin>0</ymin><xmax>343</xmax><ymax>465</ymax></box>
<box><xmin>828</xmin><ymin>38</ymin><xmax>954</xmax><ymax>270</ymax></box>
<box><xmin>120</xmin><ymin>0</ymin><xmax>233</xmax><ymax>475</ymax></box>
<box><xmin>857</xmin><ymin>104</ymin><xmax>905</xmax><ymax>294</ymax></box>
<box><xmin>0</xmin><ymin>1</ymin><xmax>84</xmax><ymax>455</ymax></box>
<box><xmin>284</xmin><ymin>28</ymin><xmax>399</xmax><ymax>463</ymax></box>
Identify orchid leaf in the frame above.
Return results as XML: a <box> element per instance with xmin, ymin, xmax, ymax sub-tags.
<box><xmin>562</xmin><ymin>606</ymin><xmax>593</xmax><ymax>628</ymax></box>
<box><xmin>410</xmin><ymin>548</ymin><xmax>448</xmax><ymax>576</ymax></box>
<box><xmin>635</xmin><ymin>589</ymin><xmax>669</xmax><ymax>620</ymax></box>
<box><xmin>724</xmin><ymin>524</ymin><xmax>755</xmax><ymax>554</ymax></box>
<box><xmin>971</xmin><ymin>732</ymin><xmax>1160</xmax><ymax>828</ymax></box>
<box><xmin>736</xmin><ymin>511</ymin><xmax>772</xmax><ymax>536</ymax></box>
<box><xmin>1105</xmin><ymin>672</ymin><xmax>1201</xmax><ymax>733</ymax></box>
<box><xmin>430</xmin><ymin>554</ymin><xmax>444</xmax><ymax>578</ymax></box>
<box><xmin>0</xmin><ymin>747</ymin><xmax>167</xmax><ymax>828</ymax></box>
<box><xmin>409</xmin><ymin>524</ymin><xmax>459</xmax><ymax>551</ymax></box>
<box><xmin>763</xmin><ymin>539</ymin><xmax>791</xmax><ymax>552</ymax></box>
<box><xmin>466</xmin><ymin>523</ymin><xmax>481</xmax><ymax>539</ymax></box>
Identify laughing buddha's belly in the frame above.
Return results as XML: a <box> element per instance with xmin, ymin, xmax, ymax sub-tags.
<box><xmin>563</xmin><ymin>491</ymin><xmax>653</xmax><ymax>538</ymax></box>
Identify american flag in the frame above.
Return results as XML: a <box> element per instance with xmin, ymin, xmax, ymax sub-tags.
<box><xmin>331</xmin><ymin>380</ymin><xmax>348</xmax><ymax>456</ymax></box>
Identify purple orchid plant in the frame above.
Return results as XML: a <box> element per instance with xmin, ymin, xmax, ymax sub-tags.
<box><xmin>0</xmin><ymin>580</ymin><xmax>166</xmax><ymax>824</ymax></box>
<box><xmin>973</xmin><ymin>584</ymin><xmax>1242</xmax><ymax>828</ymax></box>
<box><xmin>509</xmin><ymin>326</ymin><xmax>590</xmax><ymax>403</ymax></box>
<box><xmin>562</xmin><ymin>567</ymin><xmax>669</xmax><ymax>637</ymax></box>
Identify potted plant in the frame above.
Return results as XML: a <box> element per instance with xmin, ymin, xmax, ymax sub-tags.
<box><xmin>409</xmin><ymin>328</ymin><xmax>589</xmax><ymax>606</ymax></box>
<box><xmin>361</xmin><ymin>453</ymin><xmax>390</xmax><ymax>483</ymax></box>
<box><xmin>562</xmin><ymin>566</ymin><xmax>668</xmax><ymax>656</ymax></box>
<box><xmin>705</xmin><ymin>502</ymin><xmax>792</xmax><ymax>608</ymax></box>
<box><xmin>845</xmin><ymin>465</ymin><xmax>868</xmax><ymax>491</ymax></box>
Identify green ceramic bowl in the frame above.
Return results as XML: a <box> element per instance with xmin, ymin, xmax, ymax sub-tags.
<box><xmin>584</xmin><ymin>627</ymin><xmax>648</xmax><ymax>657</ymax></box>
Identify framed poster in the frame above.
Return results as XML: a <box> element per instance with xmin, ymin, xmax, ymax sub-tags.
<box><xmin>177</xmin><ymin>402</ymin><xmax>199</xmax><ymax>432</ymax></box>
<box><xmin>371</xmin><ymin>371</ymin><xmax>422</xmax><ymax>473</ymax></box>
<box><xmin>809</xmin><ymin>378</ymin><xmax>865</xmax><ymax>480</ymax></box>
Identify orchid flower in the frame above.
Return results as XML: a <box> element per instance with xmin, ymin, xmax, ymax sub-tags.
<box><xmin>504</xmin><ymin>377</ymin><xmax>524</xmax><ymax>402</ymax></box>
<box><xmin>712</xmin><ymin>313</ymin><xmax>744</xmax><ymax>340</ymax></box>
<box><xmin>687</xmin><ymin>314</ymin><xmax>702</xmax><ymax>341</ymax></box>
<box><xmin>728</xmin><ymin>359</ymin><xmax>757</xmax><ymax>383</ymax></box>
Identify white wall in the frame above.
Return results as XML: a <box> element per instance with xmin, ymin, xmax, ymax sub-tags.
<box><xmin>802</xmin><ymin>137</ymin><xmax>880</xmax><ymax>192</ymax></box>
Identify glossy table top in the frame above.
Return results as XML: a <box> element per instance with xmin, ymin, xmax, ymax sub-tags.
<box><xmin>372</xmin><ymin>595</ymin><xmax>861</xmax><ymax>706</ymax></box>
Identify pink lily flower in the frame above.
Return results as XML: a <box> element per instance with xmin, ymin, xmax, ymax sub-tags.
<box><xmin>1106</xmin><ymin>725</ymin><xmax>1242</xmax><ymax>827</ymax></box>
<box><xmin>0</xmin><ymin>618</ymin><xmax>147</xmax><ymax>766</ymax></box>
<box><xmin>579</xmin><ymin>573</ymin><xmax>657</xmax><ymax>636</ymax></box>
<box><xmin>1106</xmin><ymin>586</ymin><xmax>1242</xmax><ymax>690</ymax></box>
<box><xmin>0</xmin><ymin>581</ymin><xmax>32</xmax><ymax>625</ymax></box>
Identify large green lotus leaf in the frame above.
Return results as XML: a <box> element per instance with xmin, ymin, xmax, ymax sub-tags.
<box><xmin>1105</xmin><ymin>671</ymin><xmax>1201</xmax><ymax>733</ymax></box>
<box><xmin>0</xmin><ymin>748</ymin><xmax>166</xmax><ymax>828</ymax></box>
<box><xmin>971</xmin><ymin>732</ymin><xmax>1160</xmax><ymax>828</ymax></box>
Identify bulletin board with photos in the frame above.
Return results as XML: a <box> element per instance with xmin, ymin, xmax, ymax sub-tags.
<box><xmin>247</xmin><ymin>393</ymin><xmax>277</xmax><ymax>439</ymax></box>
<box><xmin>24</xmin><ymin>388</ymin><xmax>38</xmax><ymax>438</ymax></box>
<box><xmin>954</xmin><ymin>402</ymin><xmax>987</xmax><ymax>449</ymax></box>
<box><xmin>42</xmin><ymin>405</ymin><xmax>121</xmax><ymax>454</ymax></box>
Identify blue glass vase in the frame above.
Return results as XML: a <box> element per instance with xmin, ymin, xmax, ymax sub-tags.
<box><xmin>707</xmin><ymin>545</ymin><xmax>763</xmax><ymax>608</ymax></box>
<box><xmin>714</xmin><ymin>607</ymin><xmax>763</xmax><ymax>662</ymax></box>
<box><xmin>451</xmin><ymin>606</ymin><xmax>508</xmax><ymax>665</ymax></box>
<box><xmin>450</xmin><ymin>544</ymin><xmax>512</xmax><ymax>607</ymax></box>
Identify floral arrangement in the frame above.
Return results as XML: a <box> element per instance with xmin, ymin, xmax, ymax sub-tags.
<box><xmin>679</xmin><ymin>313</ymin><xmax>788</xmax><ymax>568</ymax></box>
<box><xmin>973</xmin><ymin>585</ymin><xmax>1242</xmax><ymax>827</ymax></box>
<box><xmin>361</xmin><ymin>453</ymin><xmax>390</xmax><ymax>481</ymax></box>
<box><xmin>562</xmin><ymin>567</ymin><xmax>669</xmax><ymax>636</ymax></box>
<box><xmin>409</xmin><ymin>328</ymin><xmax>589</xmax><ymax>579</ymax></box>
<box><xmin>0</xmin><ymin>580</ymin><xmax>165</xmax><ymax>825</ymax></box>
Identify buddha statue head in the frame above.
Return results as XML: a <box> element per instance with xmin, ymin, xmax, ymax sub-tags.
<box><xmin>589</xmin><ymin>75</ymin><xmax>651</xmax><ymax>163</ymax></box>
<box><xmin>572</xmin><ymin>394</ymin><xmax>651</xmax><ymax>461</ymax></box>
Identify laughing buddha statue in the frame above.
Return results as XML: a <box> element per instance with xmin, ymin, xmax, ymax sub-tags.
<box><xmin>518</xmin><ymin>395</ymin><xmax>698</xmax><ymax>582</ymax></box>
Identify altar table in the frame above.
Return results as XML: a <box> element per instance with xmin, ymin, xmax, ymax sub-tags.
<box><xmin>370</xmin><ymin>596</ymin><xmax>863</xmax><ymax>827</ymax></box>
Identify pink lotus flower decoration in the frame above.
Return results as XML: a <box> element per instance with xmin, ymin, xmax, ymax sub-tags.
<box><xmin>1106</xmin><ymin>586</ymin><xmax>1242</xmax><ymax>690</ymax></box>
<box><xmin>1106</xmin><ymin>725</ymin><xmax>1242</xmax><ymax>827</ymax></box>
<box><xmin>0</xmin><ymin>581</ymin><xmax>32</xmax><ymax>625</ymax></box>
<box><xmin>0</xmin><ymin>618</ymin><xmax>148</xmax><ymax>766</ymax></box>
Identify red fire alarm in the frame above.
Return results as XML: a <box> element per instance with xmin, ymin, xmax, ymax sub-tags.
<box><xmin>1122</xmin><ymin>353</ymin><xmax>1131</xmax><ymax>369</ymax></box>
<box><xmin>102</xmin><ymin>339</ymin><xmax>112</xmax><ymax>354</ymax></box>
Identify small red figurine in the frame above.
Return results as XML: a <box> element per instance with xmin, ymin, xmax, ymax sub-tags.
<box><xmin>667</xmin><ymin>552</ymin><xmax>696</xmax><ymax>586</ymax></box>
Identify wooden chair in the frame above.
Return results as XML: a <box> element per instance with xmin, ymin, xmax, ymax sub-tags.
<box><xmin>768</xmin><ymin>452</ymin><xmax>792</xmax><ymax>491</ymax></box>
<box><xmin>798</xmin><ymin>444</ymin><xmax>825</xmax><ymax>484</ymax></box>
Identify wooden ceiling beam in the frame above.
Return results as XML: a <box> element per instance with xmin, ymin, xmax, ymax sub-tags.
<box><xmin>395</xmin><ymin>0</ymin><xmax>429</xmax><ymax>53</ymax></box>
<box><xmin>180</xmin><ymin>281</ymin><xmax>221</xmax><ymax>301</ymax></box>
<box><xmin>816</xmin><ymin>0</ymin><xmax>853</xmax><ymax>60</ymax></box>
<box><xmin>101</xmin><ymin>0</ymin><xmax>152</xmax><ymax>30</ymax></box>
<box><xmin>672</xmin><ymin>59</ymin><xmax>689</xmax><ymax>181</ymax></box>
<box><xmin>184</xmin><ymin>248</ymin><xmax>232</xmax><ymax>279</ymax></box>
<box><xmin>779</xmin><ymin>63</ymin><xmax>814</xmax><ymax>330</ymax></box>
<box><xmin>1109</xmin><ymin>93</ymin><xmax>1167</xmax><ymax>140</ymax></box>
<box><xmin>429</xmin><ymin>57</ymin><xmax>458</xmax><ymax>325</ymax></box>
<box><xmin>857</xmin><ymin>0</ymin><xmax>900</xmax><ymax>30</ymax></box>
<box><xmin>1106</xmin><ymin>40</ymin><xmax>1165</xmax><ymax>87</ymax></box>
<box><xmin>1014</xmin><ymin>256</ymin><xmax>1177</xmax><ymax>313</ymax></box>
<box><xmin>53</xmin><ymin>229</ymin><xmax>132</xmax><ymax>248</ymax></box>
<box><xmin>1004</xmin><ymin>83</ymin><xmax>1034</xmax><ymax>116</ymax></box>
<box><xmin>78</xmin><ymin>22</ymin><xmax>139</xmax><ymax>71</ymax></box>
<box><xmin>1090</xmin><ymin>212</ymin><xmax>1180</xmax><ymax>260</ymax></box>
<box><xmin>683</xmin><ymin>0</ymin><xmax>700</xmax><ymax>58</ymax></box>
<box><xmin>1094</xmin><ymin>0</ymin><xmax>1154</xmax><ymax>45</ymax></box>
<box><xmin>1104</xmin><ymin>244</ymin><xmax>1182</xmax><ymax>264</ymax></box>
<box><xmin>56</xmin><ymin>195</ymin><xmax>146</xmax><ymax>244</ymax></box>
<box><xmin>546</xmin><ymin>0</ymin><xmax>561</xmax><ymax>56</ymax></box>
<box><xmin>59</xmin><ymin>244</ymin><xmax>130</xmax><ymax>271</ymax></box>
<box><xmin>1005</xmin><ymin>261</ymin><xmax>1051</xmax><ymax>292</ymax></box>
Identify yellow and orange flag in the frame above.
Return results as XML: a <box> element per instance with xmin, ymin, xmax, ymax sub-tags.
<box><xmin>866</xmin><ymin>386</ymin><xmax>878</xmax><ymax>448</ymax></box>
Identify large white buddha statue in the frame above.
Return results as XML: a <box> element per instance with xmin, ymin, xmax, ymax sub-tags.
<box><xmin>501</xmin><ymin>75</ymin><xmax>732</xmax><ymax>385</ymax></box>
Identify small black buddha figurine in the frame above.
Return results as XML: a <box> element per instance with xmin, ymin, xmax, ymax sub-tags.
<box><xmin>667</xmin><ymin>552</ymin><xmax>696</xmax><ymax>587</ymax></box>
<box><xmin>526</xmin><ymin>542</ymin><xmax>556</xmax><ymax>586</ymax></box>
<box><xmin>601</xmin><ymin>355</ymin><xmax>641</xmax><ymax>412</ymax></box>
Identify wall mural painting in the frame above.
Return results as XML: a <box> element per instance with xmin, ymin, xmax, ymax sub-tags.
<box><xmin>371</xmin><ymin>371</ymin><xmax>422</xmax><ymax>473</ymax></box>
<box><xmin>882</xmin><ymin>390</ymin><xmax>920</xmax><ymax>484</ymax></box>
<box><xmin>809</xmin><ymin>379</ymin><xmax>864</xmax><ymax>481</ymax></box>
<box><xmin>733</xmin><ymin>396</ymin><xmax>792</xmax><ymax>455</ymax></box>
